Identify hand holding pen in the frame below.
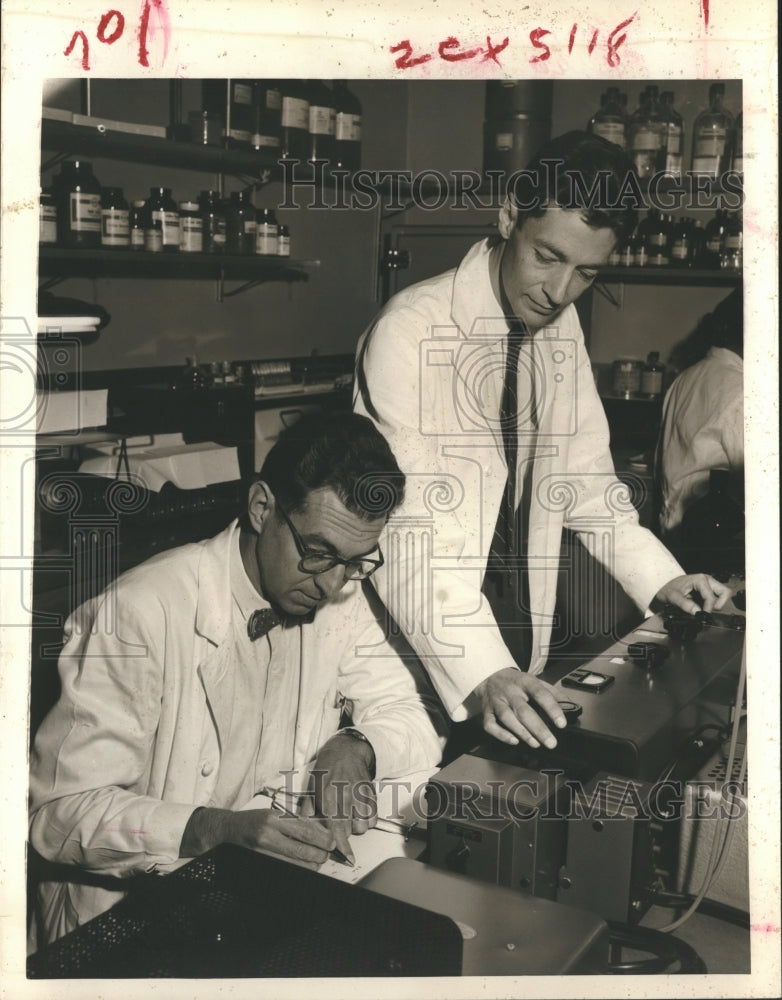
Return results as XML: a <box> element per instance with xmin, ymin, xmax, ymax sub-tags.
<box><xmin>269</xmin><ymin>796</ymin><xmax>354</xmax><ymax>868</ymax></box>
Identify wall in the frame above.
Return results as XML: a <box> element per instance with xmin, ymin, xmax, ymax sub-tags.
<box><xmin>41</xmin><ymin>78</ymin><xmax>741</xmax><ymax>374</ymax></box>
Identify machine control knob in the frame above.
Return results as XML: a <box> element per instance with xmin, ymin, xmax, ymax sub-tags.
<box><xmin>445</xmin><ymin>840</ymin><xmax>471</xmax><ymax>874</ymax></box>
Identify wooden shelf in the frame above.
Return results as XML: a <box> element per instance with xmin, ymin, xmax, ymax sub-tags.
<box><xmin>597</xmin><ymin>267</ymin><xmax>741</xmax><ymax>287</ymax></box>
<box><xmin>39</xmin><ymin>246</ymin><xmax>319</xmax><ymax>282</ymax></box>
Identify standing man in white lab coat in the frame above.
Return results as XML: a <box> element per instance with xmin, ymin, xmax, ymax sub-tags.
<box><xmin>355</xmin><ymin>131</ymin><xmax>730</xmax><ymax>753</ymax></box>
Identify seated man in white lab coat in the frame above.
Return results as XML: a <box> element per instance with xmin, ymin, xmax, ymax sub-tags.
<box><xmin>354</xmin><ymin>131</ymin><xmax>731</xmax><ymax>755</ymax></box>
<box><xmin>28</xmin><ymin>412</ymin><xmax>446</xmax><ymax>949</ymax></box>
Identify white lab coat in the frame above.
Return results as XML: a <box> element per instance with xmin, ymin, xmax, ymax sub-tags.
<box><xmin>656</xmin><ymin>347</ymin><xmax>744</xmax><ymax>533</ymax></box>
<box><xmin>29</xmin><ymin>521</ymin><xmax>445</xmax><ymax>947</ymax></box>
<box><xmin>355</xmin><ymin>239</ymin><xmax>683</xmax><ymax>718</ymax></box>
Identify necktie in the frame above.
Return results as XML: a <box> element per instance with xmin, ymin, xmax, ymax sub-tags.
<box><xmin>482</xmin><ymin>320</ymin><xmax>538</xmax><ymax>668</ymax></box>
<box><xmin>247</xmin><ymin>608</ymin><xmax>282</xmax><ymax>641</ymax></box>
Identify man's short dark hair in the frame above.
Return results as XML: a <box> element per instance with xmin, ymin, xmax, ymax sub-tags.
<box><xmin>258</xmin><ymin>410</ymin><xmax>405</xmax><ymax>519</ymax></box>
<box><xmin>510</xmin><ymin>130</ymin><xmax>638</xmax><ymax>242</ymax></box>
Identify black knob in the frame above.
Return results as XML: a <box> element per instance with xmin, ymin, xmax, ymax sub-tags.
<box><xmin>445</xmin><ymin>840</ymin><xmax>470</xmax><ymax>874</ymax></box>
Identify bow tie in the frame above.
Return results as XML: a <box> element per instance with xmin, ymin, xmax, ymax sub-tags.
<box><xmin>247</xmin><ymin>608</ymin><xmax>282</xmax><ymax>641</ymax></box>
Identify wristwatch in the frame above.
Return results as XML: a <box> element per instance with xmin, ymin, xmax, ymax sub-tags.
<box><xmin>339</xmin><ymin>727</ymin><xmax>376</xmax><ymax>779</ymax></box>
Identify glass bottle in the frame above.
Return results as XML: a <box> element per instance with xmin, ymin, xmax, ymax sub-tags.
<box><xmin>669</xmin><ymin>216</ymin><xmax>692</xmax><ymax>268</ymax></box>
<box><xmin>307</xmin><ymin>79</ymin><xmax>336</xmax><ymax>163</ymax></box>
<box><xmin>100</xmin><ymin>186</ymin><xmax>130</xmax><ymax>249</ymax></box>
<box><xmin>588</xmin><ymin>86</ymin><xmax>627</xmax><ymax>150</ymax></box>
<box><xmin>279</xmin><ymin>79</ymin><xmax>310</xmax><ymax>160</ymax></box>
<box><xmin>720</xmin><ymin>212</ymin><xmax>742</xmax><ymax>271</ymax></box>
<box><xmin>690</xmin><ymin>219</ymin><xmax>707</xmax><ymax>268</ymax></box>
<box><xmin>332</xmin><ymin>80</ymin><xmax>362</xmax><ymax>170</ymax></box>
<box><xmin>129</xmin><ymin>200</ymin><xmax>146</xmax><ymax>251</ymax></box>
<box><xmin>641</xmin><ymin>351</ymin><xmax>665</xmax><ymax>397</ymax></box>
<box><xmin>704</xmin><ymin>209</ymin><xmax>727</xmax><ymax>268</ymax></box>
<box><xmin>144</xmin><ymin>187</ymin><xmax>179</xmax><ymax>253</ymax></box>
<box><xmin>252</xmin><ymin>80</ymin><xmax>282</xmax><ymax>153</ymax></box>
<box><xmin>255</xmin><ymin>207</ymin><xmax>279</xmax><ymax>256</ymax></box>
<box><xmin>226</xmin><ymin>190</ymin><xmax>256</xmax><ymax>255</ymax></box>
<box><xmin>225</xmin><ymin>80</ymin><xmax>254</xmax><ymax>148</ymax></box>
<box><xmin>39</xmin><ymin>189</ymin><xmax>58</xmax><ymax>246</ymax></box>
<box><xmin>691</xmin><ymin>83</ymin><xmax>734</xmax><ymax>177</ymax></box>
<box><xmin>277</xmin><ymin>224</ymin><xmax>291</xmax><ymax>257</ymax></box>
<box><xmin>647</xmin><ymin>210</ymin><xmax>670</xmax><ymax>267</ymax></box>
<box><xmin>659</xmin><ymin>91</ymin><xmax>684</xmax><ymax>178</ymax></box>
<box><xmin>198</xmin><ymin>189</ymin><xmax>227</xmax><ymax>254</ymax></box>
<box><xmin>628</xmin><ymin>85</ymin><xmax>666</xmax><ymax>181</ymax></box>
<box><xmin>731</xmin><ymin>111</ymin><xmax>743</xmax><ymax>175</ymax></box>
<box><xmin>54</xmin><ymin>160</ymin><xmax>102</xmax><ymax>249</ymax></box>
<box><xmin>201</xmin><ymin>80</ymin><xmax>227</xmax><ymax>145</ymax></box>
<box><xmin>178</xmin><ymin>201</ymin><xmax>203</xmax><ymax>253</ymax></box>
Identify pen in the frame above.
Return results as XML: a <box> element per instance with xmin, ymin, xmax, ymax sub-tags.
<box><xmin>270</xmin><ymin>798</ymin><xmax>355</xmax><ymax>867</ymax></box>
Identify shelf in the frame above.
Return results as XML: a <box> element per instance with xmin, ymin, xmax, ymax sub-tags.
<box><xmin>42</xmin><ymin>120</ymin><xmax>281</xmax><ymax>179</ymax></box>
<box><xmin>39</xmin><ymin>246</ymin><xmax>319</xmax><ymax>282</ymax></box>
<box><xmin>597</xmin><ymin>267</ymin><xmax>741</xmax><ymax>287</ymax></box>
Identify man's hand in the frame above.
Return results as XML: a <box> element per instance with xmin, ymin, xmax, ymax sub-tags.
<box><xmin>472</xmin><ymin>668</ymin><xmax>567</xmax><ymax>748</ymax></box>
<box><xmin>301</xmin><ymin>732</ymin><xmax>378</xmax><ymax>865</ymax></box>
<box><xmin>180</xmin><ymin>806</ymin><xmax>335</xmax><ymax>868</ymax></box>
<box><xmin>654</xmin><ymin>573</ymin><xmax>731</xmax><ymax>615</ymax></box>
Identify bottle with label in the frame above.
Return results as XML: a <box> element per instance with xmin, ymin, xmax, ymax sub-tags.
<box><xmin>720</xmin><ymin>212</ymin><xmax>742</xmax><ymax>271</ymax></box>
<box><xmin>691</xmin><ymin>83</ymin><xmax>734</xmax><ymax>177</ymax></box>
<box><xmin>100</xmin><ymin>187</ymin><xmax>130</xmax><ymax>249</ymax></box>
<box><xmin>588</xmin><ymin>86</ymin><xmax>627</xmax><ymax>150</ymax></box>
<box><xmin>201</xmin><ymin>81</ymin><xmax>228</xmax><ymax>145</ymax></box>
<box><xmin>641</xmin><ymin>351</ymin><xmax>665</xmax><ymax>397</ymax></box>
<box><xmin>225</xmin><ymin>80</ymin><xmax>254</xmax><ymax>148</ymax></box>
<box><xmin>619</xmin><ymin>232</ymin><xmax>636</xmax><ymax>268</ymax></box>
<box><xmin>332</xmin><ymin>80</ymin><xmax>362</xmax><ymax>170</ymax></box>
<box><xmin>226</xmin><ymin>190</ymin><xmax>256</xmax><ymax>255</ymax></box>
<box><xmin>704</xmin><ymin>209</ymin><xmax>727</xmax><ymax>268</ymax></box>
<box><xmin>628</xmin><ymin>86</ymin><xmax>666</xmax><ymax>181</ymax></box>
<box><xmin>39</xmin><ymin>189</ymin><xmax>57</xmax><ymax>245</ymax></box>
<box><xmin>252</xmin><ymin>80</ymin><xmax>282</xmax><ymax>153</ymax></box>
<box><xmin>198</xmin><ymin>190</ymin><xmax>227</xmax><ymax>254</ymax></box>
<box><xmin>54</xmin><ymin>160</ymin><xmax>102</xmax><ymax>249</ymax></box>
<box><xmin>129</xmin><ymin>200</ymin><xmax>146</xmax><ymax>251</ymax></box>
<box><xmin>731</xmin><ymin>111</ymin><xmax>743</xmax><ymax>175</ymax></box>
<box><xmin>279</xmin><ymin>79</ymin><xmax>310</xmax><ymax>160</ymax></box>
<box><xmin>144</xmin><ymin>187</ymin><xmax>179</xmax><ymax>253</ymax></box>
<box><xmin>659</xmin><ymin>91</ymin><xmax>684</xmax><ymax>178</ymax></box>
<box><xmin>277</xmin><ymin>223</ymin><xmax>291</xmax><ymax>257</ymax></box>
<box><xmin>307</xmin><ymin>79</ymin><xmax>336</xmax><ymax>163</ymax></box>
<box><xmin>612</xmin><ymin>358</ymin><xmax>643</xmax><ymax>397</ymax></box>
<box><xmin>255</xmin><ymin>207</ymin><xmax>279</xmax><ymax>255</ymax></box>
<box><xmin>646</xmin><ymin>210</ymin><xmax>670</xmax><ymax>267</ymax></box>
<box><xmin>178</xmin><ymin>201</ymin><xmax>203</xmax><ymax>253</ymax></box>
<box><xmin>669</xmin><ymin>216</ymin><xmax>692</xmax><ymax>268</ymax></box>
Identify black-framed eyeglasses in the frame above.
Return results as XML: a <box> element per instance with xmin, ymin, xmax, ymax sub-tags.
<box><xmin>276</xmin><ymin>501</ymin><xmax>385</xmax><ymax>580</ymax></box>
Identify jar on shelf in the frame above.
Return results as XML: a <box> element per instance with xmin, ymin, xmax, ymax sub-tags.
<box><xmin>39</xmin><ymin>189</ymin><xmax>57</xmax><ymax>246</ymax></box>
<box><xmin>279</xmin><ymin>79</ymin><xmax>310</xmax><ymax>160</ymax></box>
<box><xmin>178</xmin><ymin>201</ymin><xmax>203</xmax><ymax>253</ymax></box>
<box><xmin>720</xmin><ymin>212</ymin><xmax>742</xmax><ymax>271</ymax></box>
<box><xmin>226</xmin><ymin>190</ymin><xmax>256</xmax><ymax>255</ymax></box>
<box><xmin>277</xmin><ymin>224</ymin><xmax>291</xmax><ymax>257</ymax></box>
<box><xmin>307</xmin><ymin>79</ymin><xmax>336</xmax><ymax>163</ymax></box>
<box><xmin>612</xmin><ymin>358</ymin><xmax>643</xmax><ymax>397</ymax></box>
<box><xmin>647</xmin><ymin>211</ymin><xmax>670</xmax><ymax>267</ymax></box>
<box><xmin>255</xmin><ymin>207</ymin><xmax>279</xmax><ymax>256</ymax></box>
<box><xmin>333</xmin><ymin>80</ymin><xmax>362</xmax><ymax>170</ymax></box>
<box><xmin>54</xmin><ymin>160</ymin><xmax>102</xmax><ymax>249</ymax></box>
<box><xmin>198</xmin><ymin>190</ymin><xmax>227</xmax><ymax>254</ymax></box>
<box><xmin>100</xmin><ymin>187</ymin><xmax>130</xmax><ymax>249</ymax></box>
<box><xmin>669</xmin><ymin>217</ymin><xmax>692</xmax><ymax>268</ymax></box>
<box><xmin>704</xmin><ymin>209</ymin><xmax>727</xmax><ymax>268</ymax></box>
<box><xmin>252</xmin><ymin>80</ymin><xmax>282</xmax><ymax>153</ymax></box>
<box><xmin>144</xmin><ymin>187</ymin><xmax>179</xmax><ymax>252</ymax></box>
<box><xmin>640</xmin><ymin>351</ymin><xmax>665</xmax><ymax>397</ymax></box>
<box><xmin>129</xmin><ymin>200</ymin><xmax>147</xmax><ymax>251</ymax></box>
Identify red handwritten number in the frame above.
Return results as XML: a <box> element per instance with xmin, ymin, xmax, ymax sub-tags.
<box><xmin>483</xmin><ymin>36</ymin><xmax>509</xmax><ymax>64</ymax></box>
<box><xmin>529</xmin><ymin>27</ymin><xmax>551</xmax><ymax>63</ymax></box>
<box><xmin>606</xmin><ymin>13</ymin><xmax>636</xmax><ymax>67</ymax></box>
<box><xmin>568</xmin><ymin>24</ymin><xmax>577</xmax><ymax>54</ymax></box>
<box><xmin>97</xmin><ymin>10</ymin><xmax>125</xmax><ymax>44</ymax></box>
<box><xmin>588</xmin><ymin>29</ymin><xmax>599</xmax><ymax>54</ymax></box>
<box><xmin>64</xmin><ymin>29</ymin><xmax>90</xmax><ymax>70</ymax></box>
<box><xmin>438</xmin><ymin>36</ymin><xmax>482</xmax><ymax>61</ymax></box>
<box><xmin>138</xmin><ymin>0</ymin><xmax>171</xmax><ymax>68</ymax></box>
<box><xmin>390</xmin><ymin>39</ymin><xmax>433</xmax><ymax>69</ymax></box>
